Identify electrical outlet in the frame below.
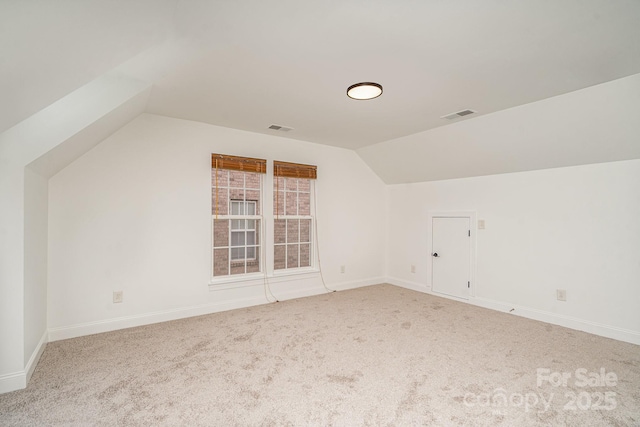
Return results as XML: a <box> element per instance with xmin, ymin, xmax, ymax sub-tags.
<box><xmin>340</xmin><ymin>265</ymin><xmax>345</xmax><ymax>274</ymax></box>
<box><xmin>411</xmin><ymin>265</ymin><xmax>416</xmax><ymax>274</ymax></box>
<box><xmin>113</xmin><ymin>291</ymin><xmax>123</xmax><ymax>303</ymax></box>
<box><xmin>556</xmin><ymin>289</ymin><xmax>566</xmax><ymax>302</ymax></box>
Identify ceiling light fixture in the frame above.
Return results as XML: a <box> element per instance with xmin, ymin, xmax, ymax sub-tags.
<box><xmin>347</xmin><ymin>82</ymin><xmax>383</xmax><ymax>100</ymax></box>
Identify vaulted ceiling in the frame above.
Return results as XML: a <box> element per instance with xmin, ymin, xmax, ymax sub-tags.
<box><xmin>2</xmin><ymin>0</ymin><xmax>640</xmax><ymax>182</ymax></box>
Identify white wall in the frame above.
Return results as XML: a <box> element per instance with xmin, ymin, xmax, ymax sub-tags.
<box><xmin>358</xmin><ymin>73</ymin><xmax>640</xmax><ymax>184</ymax></box>
<box><xmin>47</xmin><ymin>114</ymin><xmax>386</xmax><ymax>338</ymax></box>
<box><xmin>0</xmin><ymin>73</ymin><xmax>151</xmax><ymax>393</ymax></box>
<box><xmin>386</xmin><ymin>159</ymin><xmax>640</xmax><ymax>343</ymax></box>
<box><xmin>0</xmin><ymin>159</ymin><xmax>25</xmax><ymax>389</ymax></box>
<box><xmin>23</xmin><ymin>168</ymin><xmax>48</xmax><ymax>374</ymax></box>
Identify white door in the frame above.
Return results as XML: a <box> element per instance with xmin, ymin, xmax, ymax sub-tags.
<box><xmin>431</xmin><ymin>217</ymin><xmax>470</xmax><ymax>300</ymax></box>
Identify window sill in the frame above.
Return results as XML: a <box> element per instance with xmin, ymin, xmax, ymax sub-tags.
<box><xmin>208</xmin><ymin>268</ymin><xmax>320</xmax><ymax>291</ymax></box>
<box><xmin>271</xmin><ymin>266</ymin><xmax>319</xmax><ymax>278</ymax></box>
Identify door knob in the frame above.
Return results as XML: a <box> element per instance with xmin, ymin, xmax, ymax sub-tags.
<box><xmin>432</xmin><ymin>252</ymin><xmax>439</xmax><ymax>257</ymax></box>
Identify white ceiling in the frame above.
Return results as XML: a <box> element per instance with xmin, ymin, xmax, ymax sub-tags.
<box><xmin>152</xmin><ymin>0</ymin><xmax>640</xmax><ymax>149</ymax></box>
<box><xmin>3</xmin><ymin>0</ymin><xmax>640</xmax><ymax>177</ymax></box>
<box><xmin>0</xmin><ymin>0</ymin><xmax>175</xmax><ymax>134</ymax></box>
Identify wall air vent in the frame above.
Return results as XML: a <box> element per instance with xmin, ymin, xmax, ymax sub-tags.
<box><xmin>268</xmin><ymin>124</ymin><xmax>294</xmax><ymax>132</ymax></box>
<box><xmin>440</xmin><ymin>109</ymin><xmax>477</xmax><ymax>120</ymax></box>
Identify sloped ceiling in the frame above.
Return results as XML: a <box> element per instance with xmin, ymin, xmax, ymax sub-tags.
<box><xmin>0</xmin><ymin>0</ymin><xmax>176</xmax><ymax>133</ymax></box>
<box><xmin>2</xmin><ymin>0</ymin><xmax>640</xmax><ymax>182</ymax></box>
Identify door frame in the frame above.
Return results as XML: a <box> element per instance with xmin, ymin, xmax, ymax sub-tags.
<box><xmin>427</xmin><ymin>211</ymin><xmax>477</xmax><ymax>298</ymax></box>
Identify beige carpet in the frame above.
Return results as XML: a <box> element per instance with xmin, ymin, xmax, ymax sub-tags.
<box><xmin>1</xmin><ymin>284</ymin><xmax>639</xmax><ymax>426</ymax></box>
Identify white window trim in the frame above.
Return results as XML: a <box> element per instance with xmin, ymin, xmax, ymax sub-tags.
<box><xmin>273</xmin><ymin>176</ymin><xmax>316</xmax><ymax>272</ymax></box>
<box><xmin>208</xmin><ymin>269</ymin><xmax>320</xmax><ymax>290</ymax></box>
<box><xmin>211</xmin><ymin>169</ymin><xmax>264</xmax><ymax>280</ymax></box>
<box><xmin>210</xmin><ymin>162</ymin><xmax>319</xmax><ymax>287</ymax></box>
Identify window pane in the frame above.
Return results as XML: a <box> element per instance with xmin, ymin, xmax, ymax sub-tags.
<box><xmin>230</xmin><ymin>189</ymin><xmax>245</xmax><ymax>203</ymax></box>
<box><xmin>212</xmin><ymin>187</ymin><xmax>229</xmax><ymax>215</ymax></box>
<box><xmin>287</xmin><ymin>244</ymin><xmax>299</xmax><ymax>268</ymax></box>
<box><xmin>287</xmin><ymin>219</ymin><xmax>299</xmax><ymax>243</ymax></box>
<box><xmin>298</xmin><ymin>179</ymin><xmax>310</xmax><ymax>192</ymax></box>
<box><xmin>274</xmin><ymin>177</ymin><xmax>285</xmax><ymax>191</ymax></box>
<box><xmin>300</xmin><ymin>244</ymin><xmax>310</xmax><ymax>267</ymax></box>
<box><xmin>246</xmin><ymin>247</ymin><xmax>256</xmax><ymax>259</ymax></box>
<box><xmin>254</xmin><ymin>221</ymin><xmax>260</xmax><ymax>244</ymax></box>
<box><xmin>229</xmin><ymin>170</ymin><xmax>244</xmax><ymax>188</ymax></box>
<box><xmin>245</xmin><ymin>193</ymin><xmax>259</xmax><ymax>214</ymax></box>
<box><xmin>274</xmin><ymin>190</ymin><xmax>284</xmax><ymax>216</ymax></box>
<box><xmin>286</xmin><ymin>191</ymin><xmax>297</xmax><ymax>215</ymax></box>
<box><xmin>231</xmin><ymin>201</ymin><xmax>241</xmax><ymax>215</ymax></box>
<box><xmin>274</xmin><ymin>219</ymin><xmax>286</xmax><ymax>244</ymax></box>
<box><xmin>213</xmin><ymin>220</ymin><xmax>229</xmax><ymax>247</ymax></box>
<box><xmin>286</xmin><ymin>178</ymin><xmax>298</xmax><ymax>191</ymax></box>
<box><xmin>271</xmin><ymin>171</ymin><xmax>314</xmax><ymax>272</ymax></box>
<box><xmin>246</xmin><ymin>249</ymin><xmax>260</xmax><ymax>273</ymax></box>
<box><xmin>299</xmin><ymin>192</ymin><xmax>310</xmax><ymax>215</ymax></box>
<box><xmin>231</xmin><ymin>247</ymin><xmax>245</xmax><ymax>260</ymax></box>
<box><xmin>245</xmin><ymin>172</ymin><xmax>261</xmax><ymax>189</ymax></box>
<box><xmin>230</xmin><ymin>261</ymin><xmax>246</xmax><ymax>275</ymax></box>
<box><xmin>274</xmin><ymin>245</ymin><xmax>286</xmax><ymax>270</ymax></box>
<box><xmin>231</xmin><ymin>231</ymin><xmax>245</xmax><ymax>246</ymax></box>
<box><xmin>300</xmin><ymin>219</ymin><xmax>311</xmax><ymax>243</ymax></box>
<box><xmin>212</xmin><ymin>167</ymin><xmax>263</xmax><ymax>278</ymax></box>
<box><xmin>213</xmin><ymin>248</ymin><xmax>229</xmax><ymax>276</ymax></box>
<box><xmin>212</xmin><ymin>169</ymin><xmax>229</xmax><ymax>186</ymax></box>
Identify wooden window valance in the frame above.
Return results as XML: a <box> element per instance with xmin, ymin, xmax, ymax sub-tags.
<box><xmin>211</xmin><ymin>154</ymin><xmax>266</xmax><ymax>174</ymax></box>
<box><xmin>273</xmin><ymin>161</ymin><xmax>317</xmax><ymax>180</ymax></box>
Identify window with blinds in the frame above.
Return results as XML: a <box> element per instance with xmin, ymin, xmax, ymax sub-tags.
<box><xmin>212</xmin><ymin>154</ymin><xmax>266</xmax><ymax>277</ymax></box>
<box><xmin>273</xmin><ymin>161</ymin><xmax>317</xmax><ymax>271</ymax></box>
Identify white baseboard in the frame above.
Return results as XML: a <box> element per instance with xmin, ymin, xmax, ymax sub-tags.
<box><xmin>49</xmin><ymin>276</ymin><xmax>383</xmax><ymax>342</ymax></box>
<box><xmin>386</xmin><ymin>277</ymin><xmax>640</xmax><ymax>346</ymax></box>
<box><xmin>327</xmin><ymin>276</ymin><xmax>386</xmax><ymax>292</ymax></box>
<box><xmin>385</xmin><ymin>278</ymin><xmax>428</xmax><ymax>294</ymax></box>
<box><xmin>0</xmin><ymin>371</ymin><xmax>25</xmax><ymax>395</ymax></box>
<box><xmin>471</xmin><ymin>296</ymin><xmax>640</xmax><ymax>346</ymax></box>
<box><xmin>48</xmin><ymin>295</ymin><xmax>267</xmax><ymax>342</ymax></box>
<box><xmin>271</xmin><ymin>276</ymin><xmax>385</xmax><ymax>300</ymax></box>
<box><xmin>0</xmin><ymin>330</ymin><xmax>48</xmax><ymax>394</ymax></box>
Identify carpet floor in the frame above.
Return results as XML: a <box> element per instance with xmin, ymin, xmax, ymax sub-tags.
<box><xmin>1</xmin><ymin>284</ymin><xmax>639</xmax><ymax>426</ymax></box>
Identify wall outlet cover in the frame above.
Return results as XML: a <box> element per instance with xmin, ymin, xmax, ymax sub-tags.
<box><xmin>113</xmin><ymin>291</ymin><xmax>123</xmax><ymax>303</ymax></box>
<box><xmin>556</xmin><ymin>289</ymin><xmax>566</xmax><ymax>302</ymax></box>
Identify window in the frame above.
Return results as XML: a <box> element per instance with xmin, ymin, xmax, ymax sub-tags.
<box><xmin>212</xmin><ymin>154</ymin><xmax>265</xmax><ymax>277</ymax></box>
<box><xmin>211</xmin><ymin>155</ymin><xmax>318</xmax><ymax>282</ymax></box>
<box><xmin>273</xmin><ymin>161</ymin><xmax>317</xmax><ymax>271</ymax></box>
<box><xmin>230</xmin><ymin>200</ymin><xmax>257</xmax><ymax>261</ymax></box>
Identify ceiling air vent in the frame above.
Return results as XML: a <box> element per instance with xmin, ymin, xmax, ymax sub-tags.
<box><xmin>440</xmin><ymin>109</ymin><xmax>477</xmax><ymax>120</ymax></box>
<box><xmin>268</xmin><ymin>124</ymin><xmax>294</xmax><ymax>132</ymax></box>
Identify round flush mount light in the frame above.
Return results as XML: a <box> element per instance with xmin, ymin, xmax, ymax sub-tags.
<box><xmin>346</xmin><ymin>82</ymin><xmax>383</xmax><ymax>100</ymax></box>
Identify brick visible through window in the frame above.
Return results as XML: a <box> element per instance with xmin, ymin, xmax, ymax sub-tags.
<box><xmin>212</xmin><ymin>166</ymin><xmax>262</xmax><ymax>277</ymax></box>
<box><xmin>274</xmin><ymin>177</ymin><xmax>313</xmax><ymax>270</ymax></box>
